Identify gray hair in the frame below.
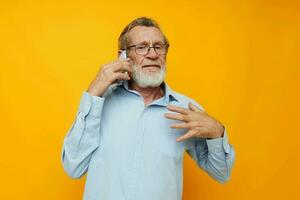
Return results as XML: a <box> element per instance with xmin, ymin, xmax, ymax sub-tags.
<box><xmin>118</xmin><ymin>17</ymin><xmax>169</xmax><ymax>52</ymax></box>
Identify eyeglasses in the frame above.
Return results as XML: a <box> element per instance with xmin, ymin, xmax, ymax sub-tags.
<box><xmin>126</xmin><ymin>43</ymin><xmax>169</xmax><ymax>55</ymax></box>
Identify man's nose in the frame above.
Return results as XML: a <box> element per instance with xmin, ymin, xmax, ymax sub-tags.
<box><xmin>146</xmin><ymin>47</ymin><xmax>159</xmax><ymax>59</ymax></box>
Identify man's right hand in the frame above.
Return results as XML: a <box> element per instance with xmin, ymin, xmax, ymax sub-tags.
<box><xmin>87</xmin><ymin>58</ymin><xmax>132</xmax><ymax>97</ymax></box>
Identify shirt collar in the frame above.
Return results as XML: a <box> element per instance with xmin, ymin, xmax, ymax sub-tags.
<box><xmin>161</xmin><ymin>81</ymin><xmax>179</xmax><ymax>104</ymax></box>
<box><xmin>117</xmin><ymin>80</ymin><xmax>179</xmax><ymax>104</ymax></box>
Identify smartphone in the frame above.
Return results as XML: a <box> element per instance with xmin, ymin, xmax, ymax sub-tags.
<box><xmin>119</xmin><ymin>50</ymin><xmax>127</xmax><ymax>60</ymax></box>
<box><xmin>118</xmin><ymin>50</ymin><xmax>129</xmax><ymax>84</ymax></box>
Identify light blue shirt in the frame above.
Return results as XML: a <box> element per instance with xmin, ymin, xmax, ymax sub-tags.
<box><xmin>61</xmin><ymin>81</ymin><xmax>235</xmax><ymax>200</ymax></box>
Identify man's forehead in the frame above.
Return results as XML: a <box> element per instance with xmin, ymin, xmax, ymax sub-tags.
<box><xmin>128</xmin><ymin>26</ymin><xmax>164</xmax><ymax>43</ymax></box>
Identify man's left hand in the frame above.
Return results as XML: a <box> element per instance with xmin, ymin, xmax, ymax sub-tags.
<box><xmin>164</xmin><ymin>103</ymin><xmax>224</xmax><ymax>142</ymax></box>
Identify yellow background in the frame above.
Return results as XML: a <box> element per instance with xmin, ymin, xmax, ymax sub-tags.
<box><xmin>1</xmin><ymin>0</ymin><xmax>299</xmax><ymax>199</ymax></box>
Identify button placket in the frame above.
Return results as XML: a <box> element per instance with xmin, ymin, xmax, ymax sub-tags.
<box><xmin>127</xmin><ymin>108</ymin><xmax>147</xmax><ymax>200</ymax></box>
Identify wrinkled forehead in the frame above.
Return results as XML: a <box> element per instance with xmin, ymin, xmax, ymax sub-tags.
<box><xmin>127</xmin><ymin>26</ymin><xmax>165</xmax><ymax>45</ymax></box>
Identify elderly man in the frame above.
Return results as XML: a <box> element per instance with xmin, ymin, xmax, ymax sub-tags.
<box><xmin>61</xmin><ymin>17</ymin><xmax>235</xmax><ymax>200</ymax></box>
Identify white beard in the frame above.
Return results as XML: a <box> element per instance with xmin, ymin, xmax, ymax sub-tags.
<box><xmin>131</xmin><ymin>64</ymin><xmax>166</xmax><ymax>88</ymax></box>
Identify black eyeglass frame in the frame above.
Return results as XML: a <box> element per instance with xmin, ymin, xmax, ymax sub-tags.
<box><xmin>124</xmin><ymin>43</ymin><xmax>170</xmax><ymax>55</ymax></box>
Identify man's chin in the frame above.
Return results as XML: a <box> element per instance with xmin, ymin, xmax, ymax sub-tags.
<box><xmin>142</xmin><ymin>66</ymin><xmax>161</xmax><ymax>73</ymax></box>
<box><xmin>132</xmin><ymin>75</ymin><xmax>164</xmax><ymax>88</ymax></box>
<box><xmin>142</xmin><ymin>71</ymin><xmax>161</xmax><ymax>76</ymax></box>
<box><xmin>136</xmin><ymin>82</ymin><xmax>163</xmax><ymax>88</ymax></box>
<box><xmin>131</xmin><ymin>64</ymin><xmax>166</xmax><ymax>88</ymax></box>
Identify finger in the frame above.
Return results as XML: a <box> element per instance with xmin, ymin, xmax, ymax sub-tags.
<box><xmin>113</xmin><ymin>72</ymin><xmax>131</xmax><ymax>81</ymax></box>
<box><xmin>188</xmin><ymin>102</ymin><xmax>204</xmax><ymax>112</ymax></box>
<box><xmin>102</xmin><ymin>59</ymin><xmax>128</xmax><ymax>68</ymax></box>
<box><xmin>100</xmin><ymin>60</ymin><xmax>129</xmax><ymax>74</ymax></box>
<box><xmin>111</xmin><ymin>60</ymin><xmax>132</xmax><ymax>73</ymax></box>
<box><xmin>164</xmin><ymin>113</ymin><xmax>188</xmax><ymax>122</ymax></box>
<box><xmin>115</xmin><ymin>63</ymin><xmax>132</xmax><ymax>73</ymax></box>
<box><xmin>116</xmin><ymin>58</ymin><xmax>131</xmax><ymax>64</ymax></box>
<box><xmin>166</xmin><ymin>104</ymin><xmax>190</xmax><ymax>115</ymax></box>
<box><xmin>170</xmin><ymin>122</ymin><xmax>194</xmax><ymax>129</ymax></box>
<box><xmin>176</xmin><ymin>130</ymin><xmax>196</xmax><ymax>142</ymax></box>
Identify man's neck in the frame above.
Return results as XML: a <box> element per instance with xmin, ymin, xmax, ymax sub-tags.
<box><xmin>128</xmin><ymin>80</ymin><xmax>164</xmax><ymax>106</ymax></box>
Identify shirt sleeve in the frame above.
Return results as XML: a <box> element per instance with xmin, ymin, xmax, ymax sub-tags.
<box><xmin>61</xmin><ymin>91</ymin><xmax>105</xmax><ymax>179</ymax></box>
<box><xmin>186</xmin><ymin>127</ymin><xmax>235</xmax><ymax>183</ymax></box>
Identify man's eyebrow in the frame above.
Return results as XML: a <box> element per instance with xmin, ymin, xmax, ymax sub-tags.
<box><xmin>154</xmin><ymin>41</ymin><xmax>165</xmax><ymax>45</ymax></box>
<box><xmin>137</xmin><ymin>41</ymin><xmax>149</xmax><ymax>45</ymax></box>
<box><xmin>134</xmin><ymin>41</ymin><xmax>165</xmax><ymax>45</ymax></box>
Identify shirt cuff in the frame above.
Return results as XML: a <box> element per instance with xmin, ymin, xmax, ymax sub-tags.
<box><xmin>206</xmin><ymin>127</ymin><xmax>231</xmax><ymax>154</ymax></box>
<box><xmin>78</xmin><ymin>91</ymin><xmax>105</xmax><ymax>118</ymax></box>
